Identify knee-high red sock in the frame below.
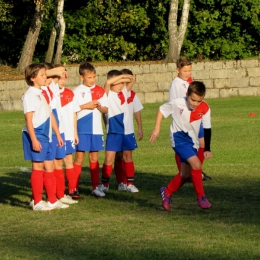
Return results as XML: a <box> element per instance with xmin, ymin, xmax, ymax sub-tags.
<box><xmin>43</xmin><ymin>171</ymin><xmax>57</xmax><ymax>203</ymax></box>
<box><xmin>124</xmin><ymin>161</ymin><xmax>135</xmax><ymax>186</ymax></box>
<box><xmin>90</xmin><ymin>161</ymin><xmax>100</xmax><ymax>190</ymax></box>
<box><xmin>190</xmin><ymin>168</ymin><xmax>205</xmax><ymax>198</ymax></box>
<box><xmin>198</xmin><ymin>148</ymin><xmax>205</xmax><ymax>165</ymax></box>
<box><xmin>102</xmin><ymin>164</ymin><xmax>112</xmax><ymax>187</ymax></box>
<box><xmin>165</xmin><ymin>173</ymin><xmax>186</xmax><ymax>196</ymax></box>
<box><xmin>31</xmin><ymin>170</ymin><xmax>44</xmax><ymax>205</ymax></box>
<box><xmin>54</xmin><ymin>169</ymin><xmax>65</xmax><ymax>198</ymax></box>
<box><xmin>114</xmin><ymin>159</ymin><xmax>125</xmax><ymax>184</ymax></box>
<box><xmin>65</xmin><ymin>168</ymin><xmax>77</xmax><ymax>193</ymax></box>
<box><xmin>73</xmin><ymin>163</ymin><xmax>82</xmax><ymax>190</ymax></box>
<box><xmin>175</xmin><ymin>153</ymin><xmax>181</xmax><ymax>172</ymax></box>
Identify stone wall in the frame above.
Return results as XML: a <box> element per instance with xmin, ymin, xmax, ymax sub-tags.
<box><xmin>1</xmin><ymin>59</ymin><xmax>260</xmax><ymax>110</ymax></box>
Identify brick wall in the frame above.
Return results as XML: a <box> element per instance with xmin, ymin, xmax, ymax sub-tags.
<box><xmin>1</xmin><ymin>59</ymin><xmax>260</xmax><ymax>110</ymax></box>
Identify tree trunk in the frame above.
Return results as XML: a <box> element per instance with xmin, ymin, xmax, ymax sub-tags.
<box><xmin>54</xmin><ymin>0</ymin><xmax>65</xmax><ymax>65</ymax></box>
<box><xmin>164</xmin><ymin>0</ymin><xmax>190</xmax><ymax>63</ymax></box>
<box><xmin>45</xmin><ymin>27</ymin><xmax>57</xmax><ymax>63</ymax></box>
<box><xmin>17</xmin><ymin>0</ymin><xmax>45</xmax><ymax>73</ymax></box>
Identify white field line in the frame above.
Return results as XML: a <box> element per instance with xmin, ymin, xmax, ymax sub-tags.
<box><xmin>0</xmin><ymin>166</ymin><xmax>30</xmax><ymax>172</ymax></box>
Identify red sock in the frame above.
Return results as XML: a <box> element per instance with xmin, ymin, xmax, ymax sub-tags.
<box><xmin>198</xmin><ymin>148</ymin><xmax>205</xmax><ymax>165</ymax></box>
<box><xmin>124</xmin><ymin>161</ymin><xmax>135</xmax><ymax>186</ymax></box>
<box><xmin>190</xmin><ymin>168</ymin><xmax>205</xmax><ymax>198</ymax></box>
<box><xmin>90</xmin><ymin>161</ymin><xmax>100</xmax><ymax>190</ymax></box>
<box><xmin>43</xmin><ymin>171</ymin><xmax>57</xmax><ymax>203</ymax></box>
<box><xmin>66</xmin><ymin>168</ymin><xmax>77</xmax><ymax>193</ymax></box>
<box><xmin>114</xmin><ymin>159</ymin><xmax>125</xmax><ymax>184</ymax></box>
<box><xmin>165</xmin><ymin>173</ymin><xmax>186</xmax><ymax>196</ymax></box>
<box><xmin>102</xmin><ymin>164</ymin><xmax>112</xmax><ymax>187</ymax></box>
<box><xmin>175</xmin><ymin>153</ymin><xmax>181</xmax><ymax>172</ymax></box>
<box><xmin>31</xmin><ymin>170</ymin><xmax>44</xmax><ymax>205</ymax></box>
<box><xmin>54</xmin><ymin>169</ymin><xmax>65</xmax><ymax>199</ymax></box>
<box><xmin>73</xmin><ymin>163</ymin><xmax>82</xmax><ymax>190</ymax></box>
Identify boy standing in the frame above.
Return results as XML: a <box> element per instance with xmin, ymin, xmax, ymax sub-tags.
<box><xmin>150</xmin><ymin>81</ymin><xmax>212</xmax><ymax>210</ymax></box>
<box><xmin>73</xmin><ymin>62</ymin><xmax>108</xmax><ymax>198</ymax></box>
<box><xmin>169</xmin><ymin>56</ymin><xmax>211</xmax><ymax>181</ymax></box>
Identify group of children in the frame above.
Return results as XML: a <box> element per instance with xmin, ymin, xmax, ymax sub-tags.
<box><xmin>22</xmin><ymin>62</ymin><xmax>143</xmax><ymax>211</ymax></box>
<box><xmin>22</xmin><ymin>56</ymin><xmax>213</xmax><ymax>212</ymax></box>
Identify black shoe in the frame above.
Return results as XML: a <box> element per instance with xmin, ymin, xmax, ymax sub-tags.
<box><xmin>69</xmin><ymin>190</ymin><xmax>83</xmax><ymax>199</ymax></box>
<box><xmin>202</xmin><ymin>172</ymin><xmax>212</xmax><ymax>181</ymax></box>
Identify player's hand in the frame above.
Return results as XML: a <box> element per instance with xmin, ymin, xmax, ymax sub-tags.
<box><xmin>150</xmin><ymin>129</ymin><xmax>159</xmax><ymax>142</ymax></box>
<box><xmin>74</xmin><ymin>134</ymin><xmax>79</xmax><ymax>145</ymax></box>
<box><xmin>32</xmin><ymin>139</ymin><xmax>42</xmax><ymax>152</ymax></box>
<box><xmin>57</xmin><ymin>135</ymin><xmax>64</xmax><ymax>147</ymax></box>
<box><xmin>137</xmin><ymin>129</ymin><xmax>143</xmax><ymax>141</ymax></box>
<box><xmin>204</xmin><ymin>151</ymin><xmax>213</xmax><ymax>159</ymax></box>
<box><xmin>89</xmin><ymin>100</ymin><xmax>99</xmax><ymax>110</ymax></box>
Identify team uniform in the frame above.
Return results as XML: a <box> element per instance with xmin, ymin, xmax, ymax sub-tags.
<box><xmin>22</xmin><ymin>86</ymin><xmax>52</xmax><ymax>161</ymax></box>
<box><xmin>169</xmin><ymin>77</ymin><xmax>189</xmax><ymax>101</ymax></box>
<box><xmin>160</xmin><ymin>97</ymin><xmax>211</xmax><ymax>161</ymax></box>
<box><xmin>73</xmin><ymin>84</ymin><xmax>108</xmax><ymax>151</ymax></box>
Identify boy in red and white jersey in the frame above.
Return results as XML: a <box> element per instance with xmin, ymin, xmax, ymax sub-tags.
<box><xmin>73</xmin><ymin>62</ymin><xmax>109</xmax><ymax>198</ymax></box>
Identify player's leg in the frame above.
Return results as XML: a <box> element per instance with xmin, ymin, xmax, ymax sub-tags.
<box><xmin>54</xmin><ymin>158</ymin><xmax>65</xmax><ymax>200</ymax></box>
<box><xmin>114</xmin><ymin>151</ymin><xmax>126</xmax><ymax>190</ymax></box>
<box><xmin>198</xmin><ymin>137</ymin><xmax>211</xmax><ymax>181</ymax></box>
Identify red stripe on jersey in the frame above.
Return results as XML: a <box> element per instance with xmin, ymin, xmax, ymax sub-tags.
<box><xmin>189</xmin><ymin>101</ymin><xmax>209</xmax><ymax>123</ymax></box>
<box><xmin>41</xmin><ymin>89</ymin><xmax>50</xmax><ymax>104</ymax></box>
<box><xmin>47</xmin><ymin>87</ymin><xmax>54</xmax><ymax>100</ymax></box>
<box><xmin>91</xmin><ymin>85</ymin><xmax>105</xmax><ymax>100</ymax></box>
<box><xmin>118</xmin><ymin>91</ymin><xmax>125</xmax><ymax>105</ymax></box>
<box><xmin>60</xmin><ymin>88</ymin><xmax>74</xmax><ymax>107</ymax></box>
<box><xmin>127</xmin><ymin>90</ymin><xmax>136</xmax><ymax>104</ymax></box>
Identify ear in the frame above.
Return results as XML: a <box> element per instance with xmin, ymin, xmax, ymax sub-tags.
<box><xmin>176</xmin><ymin>68</ymin><xmax>180</xmax><ymax>74</ymax></box>
<box><xmin>80</xmin><ymin>75</ymin><xmax>84</xmax><ymax>81</ymax></box>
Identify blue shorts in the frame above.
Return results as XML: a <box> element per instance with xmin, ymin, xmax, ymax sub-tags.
<box><xmin>198</xmin><ymin>124</ymin><xmax>204</xmax><ymax>139</ymax></box>
<box><xmin>50</xmin><ymin>133</ymin><xmax>66</xmax><ymax>160</ymax></box>
<box><xmin>65</xmin><ymin>140</ymin><xmax>76</xmax><ymax>155</ymax></box>
<box><xmin>76</xmin><ymin>134</ymin><xmax>104</xmax><ymax>152</ymax></box>
<box><xmin>22</xmin><ymin>131</ymin><xmax>53</xmax><ymax>162</ymax></box>
<box><xmin>173</xmin><ymin>144</ymin><xmax>198</xmax><ymax>163</ymax></box>
<box><xmin>106</xmin><ymin>133</ymin><xmax>137</xmax><ymax>152</ymax></box>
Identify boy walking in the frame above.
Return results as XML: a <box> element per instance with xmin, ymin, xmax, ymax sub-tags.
<box><xmin>150</xmin><ymin>81</ymin><xmax>212</xmax><ymax>210</ymax></box>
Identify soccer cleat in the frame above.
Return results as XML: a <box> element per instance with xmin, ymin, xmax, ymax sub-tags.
<box><xmin>92</xmin><ymin>187</ymin><xmax>106</xmax><ymax>197</ymax></box>
<box><xmin>197</xmin><ymin>196</ymin><xmax>212</xmax><ymax>209</ymax></box>
<box><xmin>69</xmin><ymin>190</ymin><xmax>83</xmax><ymax>199</ymax></box>
<box><xmin>126</xmin><ymin>184</ymin><xmax>139</xmax><ymax>193</ymax></box>
<box><xmin>118</xmin><ymin>182</ymin><xmax>127</xmax><ymax>191</ymax></box>
<box><xmin>202</xmin><ymin>172</ymin><xmax>212</xmax><ymax>181</ymax></box>
<box><xmin>32</xmin><ymin>200</ymin><xmax>53</xmax><ymax>211</ymax></box>
<box><xmin>160</xmin><ymin>187</ymin><xmax>172</xmax><ymax>211</ymax></box>
<box><xmin>98</xmin><ymin>184</ymin><xmax>109</xmax><ymax>193</ymax></box>
<box><xmin>59</xmin><ymin>195</ymin><xmax>78</xmax><ymax>204</ymax></box>
<box><xmin>48</xmin><ymin>200</ymin><xmax>70</xmax><ymax>209</ymax></box>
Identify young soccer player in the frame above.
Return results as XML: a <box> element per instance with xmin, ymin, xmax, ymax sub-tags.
<box><xmin>150</xmin><ymin>81</ymin><xmax>212</xmax><ymax>210</ymax></box>
<box><xmin>73</xmin><ymin>62</ymin><xmax>109</xmax><ymax>198</ymax></box>
<box><xmin>22</xmin><ymin>63</ymin><xmax>67</xmax><ymax>211</ymax></box>
<box><xmin>169</xmin><ymin>56</ymin><xmax>211</xmax><ymax>181</ymax></box>
<box><xmin>113</xmin><ymin>68</ymin><xmax>143</xmax><ymax>193</ymax></box>
<box><xmin>99</xmin><ymin>70</ymin><xmax>135</xmax><ymax>194</ymax></box>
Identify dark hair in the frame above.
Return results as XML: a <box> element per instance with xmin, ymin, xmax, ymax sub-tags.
<box><xmin>42</xmin><ymin>62</ymin><xmax>54</xmax><ymax>70</ymax></box>
<box><xmin>120</xmin><ymin>68</ymin><xmax>133</xmax><ymax>75</ymax></box>
<box><xmin>176</xmin><ymin>56</ymin><xmax>192</xmax><ymax>69</ymax></box>
<box><xmin>79</xmin><ymin>62</ymin><xmax>96</xmax><ymax>75</ymax></box>
<box><xmin>107</xmin><ymin>70</ymin><xmax>122</xmax><ymax>79</ymax></box>
<box><xmin>187</xmin><ymin>81</ymin><xmax>206</xmax><ymax>96</ymax></box>
<box><xmin>25</xmin><ymin>63</ymin><xmax>45</xmax><ymax>86</ymax></box>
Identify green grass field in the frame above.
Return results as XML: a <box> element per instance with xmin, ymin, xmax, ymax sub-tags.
<box><xmin>0</xmin><ymin>96</ymin><xmax>260</xmax><ymax>260</ymax></box>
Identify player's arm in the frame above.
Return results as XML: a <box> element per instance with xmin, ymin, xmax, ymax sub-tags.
<box><xmin>24</xmin><ymin>112</ymin><xmax>42</xmax><ymax>152</ymax></box>
<box><xmin>46</xmin><ymin>67</ymin><xmax>68</xmax><ymax>83</ymax></box>
<box><xmin>51</xmin><ymin>113</ymin><xmax>64</xmax><ymax>147</ymax></box>
<box><xmin>80</xmin><ymin>100</ymin><xmax>99</xmax><ymax>110</ymax></box>
<box><xmin>150</xmin><ymin>109</ymin><xmax>164</xmax><ymax>142</ymax></box>
<box><xmin>204</xmin><ymin>128</ymin><xmax>212</xmax><ymax>158</ymax></box>
<box><xmin>73</xmin><ymin>112</ymin><xmax>79</xmax><ymax>145</ymax></box>
<box><xmin>134</xmin><ymin>111</ymin><xmax>143</xmax><ymax>141</ymax></box>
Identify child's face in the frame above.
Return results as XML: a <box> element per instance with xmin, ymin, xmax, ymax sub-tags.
<box><xmin>31</xmin><ymin>68</ymin><xmax>47</xmax><ymax>88</ymax></box>
<box><xmin>177</xmin><ymin>65</ymin><xmax>192</xmax><ymax>81</ymax></box>
<box><xmin>58</xmin><ymin>77</ymin><xmax>66</xmax><ymax>89</ymax></box>
<box><xmin>80</xmin><ymin>71</ymin><xmax>96</xmax><ymax>87</ymax></box>
<box><xmin>111</xmin><ymin>82</ymin><xmax>124</xmax><ymax>93</ymax></box>
<box><xmin>186</xmin><ymin>92</ymin><xmax>204</xmax><ymax>110</ymax></box>
<box><xmin>45</xmin><ymin>77</ymin><xmax>53</xmax><ymax>87</ymax></box>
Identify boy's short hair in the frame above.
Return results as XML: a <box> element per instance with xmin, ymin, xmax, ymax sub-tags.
<box><xmin>107</xmin><ymin>69</ymin><xmax>122</xmax><ymax>79</ymax></box>
<box><xmin>25</xmin><ymin>63</ymin><xmax>45</xmax><ymax>86</ymax></box>
<box><xmin>187</xmin><ymin>81</ymin><xmax>206</xmax><ymax>96</ymax></box>
<box><xmin>176</xmin><ymin>57</ymin><xmax>192</xmax><ymax>69</ymax></box>
<box><xmin>120</xmin><ymin>68</ymin><xmax>133</xmax><ymax>75</ymax></box>
<box><xmin>79</xmin><ymin>62</ymin><xmax>96</xmax><ymax>75</ymax></box>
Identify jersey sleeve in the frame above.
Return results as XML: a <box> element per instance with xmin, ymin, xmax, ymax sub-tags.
<box><xmin>159</xmin><ymin>101</ymin><xmax>174</xmax><ymax>118</ymax></box>
<box><xmin>22</xmin><ymin>93</ymin><xmax>38</xmax><ymax>114</ymax></box>
<box><xmin>201</xmin><ymin>105</ymin><xmax>211</xmax><ymax>129</ymax></box>
<box><xmin>133</xmin><ymin>93</ymin><xmax>143</xmax><ymax>113</ymax></box>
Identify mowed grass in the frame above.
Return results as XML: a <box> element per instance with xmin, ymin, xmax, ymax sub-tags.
<box><xmin>0</xmin><ymin>96</ymin><xmax>260</xmax><ymax>260</ymax></box>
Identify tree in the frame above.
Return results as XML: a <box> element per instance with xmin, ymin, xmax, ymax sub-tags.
<box><xmin>164</xmin><ymin>0</ymin><xmax>190</xmax><ymax>63</ymax></box>
<box><xmin>17</xmin><ymin>0</ymin><xmax>46</xmax><ymax>72</ymax></box>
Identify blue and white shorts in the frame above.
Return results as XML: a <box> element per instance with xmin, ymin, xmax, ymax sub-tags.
<box><xmin>106</xmin><ymin>133</ymin><xmax>137</xmax><ymax>152</ymax></box>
